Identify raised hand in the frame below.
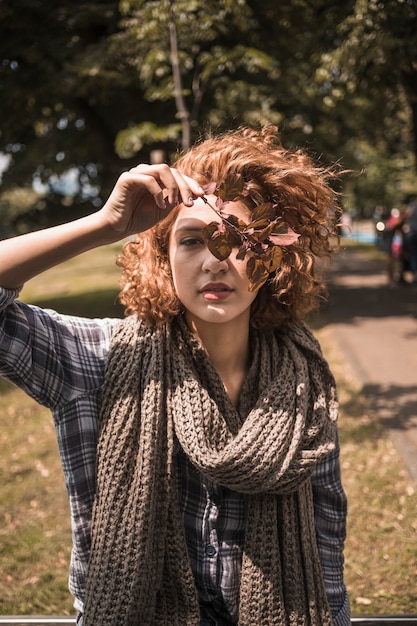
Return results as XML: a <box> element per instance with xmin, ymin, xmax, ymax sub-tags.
<box><xmin>99</xmin><ymin>164</ymin><xmax>204</xmax><ymax>238</ymax></box>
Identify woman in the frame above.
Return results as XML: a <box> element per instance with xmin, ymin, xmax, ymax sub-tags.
<box><xmin>0</xmin><ymin>126</ymin><xmax>350</xmax><ymax>625</ymax></box>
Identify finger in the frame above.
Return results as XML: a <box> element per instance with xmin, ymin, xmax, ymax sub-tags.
<box><xmin>170</xmin><ymin>170</ymin><xmax>205</xmax><ymax>207</ymax></box>
<box><xmin>152</xmin><ymin>165</ymin><xmax>202</xmax><ymax>208</ymax></box>
<box><xmin>128</xmin><ymin>164</ymin><xmax>204</xmax><ymax>208</ymax></box>
<box><xmin>130</xmin><ymin>164</ymin><xmax>180</xmax><ymax>207</ymax></box>
<box><xmin>134</xmin><ymin>165</ymin><xmax>205</xmax><ymax>203</ymax></box>
<box><xmin>121</xmin><ymin>171</ymin><xmax>167</xmax><ymax>210</ymax></box>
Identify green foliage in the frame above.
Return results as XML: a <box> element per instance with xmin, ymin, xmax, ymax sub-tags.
<box><xmin>0</xmin><ymin>0</ymin><xmax>145</xmax><ymax>231</ymax></box>
<box><xmin>113</xmin><ymin>0</ymin><xmax>280</xmax><ymax>150</ymax></box>
<box><xmin>0</xmin><ymin>188</ymin><xmax>43</xmax><ymax>237</ymax></box>
<box><xmin>115</xmin><ymin>122</ymin><xmax>182</xmax><ymax>158</ymax></box>
<box><xmin>312</xmin><ymin>0</ymin><xmax>417</xmax><ymax>211</ymax></box>
<box><xmin>1</xmin><ymin>0</ymin><xmax>417</xmax><ymax>233</ymax></box>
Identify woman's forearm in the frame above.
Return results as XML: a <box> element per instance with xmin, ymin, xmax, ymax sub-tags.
<box><xmin>0</xmin><ymin>212</ymin><xmax>116</xmax><ymax>289</ymax></box>
<box><xmin>0</xmin><ymin>165</ymin><xmax>202</xmax><ymax>289</ymax></box>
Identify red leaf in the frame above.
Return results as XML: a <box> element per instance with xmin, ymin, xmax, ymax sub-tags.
<box><xmin>268</xmin><ymin>227</ymin><xmax>300</xmax><ymax>246</ymax></box>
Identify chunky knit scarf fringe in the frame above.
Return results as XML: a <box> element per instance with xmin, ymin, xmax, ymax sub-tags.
<box><xmin>83</xmin><ymin>316</ymin><xmax>338</xmax><ymax>625</ymax></box>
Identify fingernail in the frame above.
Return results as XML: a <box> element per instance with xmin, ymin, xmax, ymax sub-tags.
<box><xmin>188</xmin><ymin>196</ymin><xmax>194</xmax><ymax>206</ymax></box>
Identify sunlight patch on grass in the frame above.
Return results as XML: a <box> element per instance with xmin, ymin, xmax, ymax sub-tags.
<box><xmin>19</xmin><ymin>243</ymin><xmax>125</xmax><ymax>318</ymax></box>
<box><xmin>0</xmin><ymin>382</ymin><xmax>73</xmax><ymax>615</ymax></box>
<box><xmin>20</xmin><ymin>243</ymin><xmax>124</xmax><ymax>303</ymax></box>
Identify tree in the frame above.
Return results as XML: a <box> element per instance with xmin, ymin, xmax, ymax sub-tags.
<box><xmin>111</xmin><ymin>0</ymin><xmax>280</xmax><ymax>157</ymax></box>
<box><xmin>0</xmin><ymin>0</ymin><xmax>148</xmax><ymax>233</ymax></box>
<box><xmin>1</xmin><ymin>0</ymin><xmax>416</xmax><ymax>231</ymax></box>
<box><xmin>0</xmin><ymin>0</ymin><xmax>283</xmax><ymax>232</ymax></box>
<box><xmin>310</xmin><ymin>0</ymin><xmax>417</xmax><ymax>212</ymax></box>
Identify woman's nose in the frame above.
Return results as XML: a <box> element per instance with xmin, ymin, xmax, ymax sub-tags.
<box><xmin>202</xmin><ymin>250</ymin><xmax>228</xmax><ymax>273</ymax></box>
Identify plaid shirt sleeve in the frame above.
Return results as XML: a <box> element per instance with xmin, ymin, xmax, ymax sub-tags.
<box><xmin>312</xmin><ymin>435</ymin><xmax>351</xmax><ymax>626</ymax></box>
<box><xmin>0</xmin><ymin>287</ymin><xmax>118</xmax><ymax>408</ymax></box>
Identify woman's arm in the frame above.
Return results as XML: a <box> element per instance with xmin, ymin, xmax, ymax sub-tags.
<box><xmin>0</xmin><ymin>164</ymin><xmax>203</xmax><ymax>289</ymax></box>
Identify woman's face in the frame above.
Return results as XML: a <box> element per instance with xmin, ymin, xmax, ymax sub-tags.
<box><xmin>168</xmin><ymin>196</ymin><xmax>258</xmax><ymax>330</ymax></box>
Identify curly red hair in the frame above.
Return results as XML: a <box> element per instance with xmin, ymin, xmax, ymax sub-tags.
<box><xmin>118</xmin><ymin>126</ymin><xmax>342</xmax><ymax>328</ymax></box>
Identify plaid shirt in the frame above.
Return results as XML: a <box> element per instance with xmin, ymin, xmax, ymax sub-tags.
<box><xmin>0</xmin><ymin>287</ymin><xmax>350</xmax><ymax>625</ymax></box>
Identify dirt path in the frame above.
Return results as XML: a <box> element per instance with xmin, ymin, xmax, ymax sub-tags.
<box><xmin>319</xmin><ymin>246</ymin><xmax>417</xmax><ymax>482</ymax></box>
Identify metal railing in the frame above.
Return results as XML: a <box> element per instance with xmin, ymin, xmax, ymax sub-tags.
<box><xmin>0</xmin><ymin>620</ymin><xmax>74</xmax><ymax>625</ymax></box>
<box><xmin>352</xmin><ymin>619</ymin><xmax>417</xmax><ymax>625</ymax></box>
<box><xmin>1</xmin><ymin>617</ymin><xmax>417</xmax><ymax>626</ymax></box>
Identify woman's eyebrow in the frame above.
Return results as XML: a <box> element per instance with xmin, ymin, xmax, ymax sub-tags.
<box><xmin>175</xmin><ymin>224</ymin><xmax>206</xmax><ymax>233</ymax></box>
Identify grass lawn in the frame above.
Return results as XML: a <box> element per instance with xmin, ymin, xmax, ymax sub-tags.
<box><xmin>319</xmin><ymin>326</ymin><xmax>417</xmax><ymax>615</ymax></box>
<box><xmin>1</xmin><ymin>242</ymin><xmax>416</xmax><ymax>616</ymax></box>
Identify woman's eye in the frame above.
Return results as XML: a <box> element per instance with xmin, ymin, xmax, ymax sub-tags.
<box><xmin>180</xmin><ymin>237</ymin><xmax>203</xmax><ymax>246</ymax></box>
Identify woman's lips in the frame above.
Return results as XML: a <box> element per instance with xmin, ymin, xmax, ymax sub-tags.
<box><xmin>199</xmin><ymin>283</ymin><xmax>233</xmax><ymax>301</ymax></box>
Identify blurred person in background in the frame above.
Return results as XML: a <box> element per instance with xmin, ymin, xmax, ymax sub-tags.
<box><xmin>375</xmin><ymin>207</ymin><xmax>408</xmax><ymax>284</ymax></box>
<box><xmin>403</xmin><ymin>201</ymin><xmax>417</xmax><ymax>284</ymax></box>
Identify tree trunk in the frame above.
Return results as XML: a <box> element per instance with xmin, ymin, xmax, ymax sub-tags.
<box><xmin>168</xmin><ymin>0</ymin><xmax>191</xmax><ymax>151</ymax></box>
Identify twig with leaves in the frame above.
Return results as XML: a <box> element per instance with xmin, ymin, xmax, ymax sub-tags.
<box><xmin>201</xmin><ymin>174</ymin><xmax>300</xmax><ymax>291</ymax></box>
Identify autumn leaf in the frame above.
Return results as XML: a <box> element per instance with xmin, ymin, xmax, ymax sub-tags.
<box><xmin>216</xmin><ymin>173</ymin><xmax>246</xmax><ymax>202</ymax></box>
<box><xmin>221</xmin><ymin>213</ymin><xmax>247</xmax><ymax>229</ymax></box>
<box><xmin>268</xmin><ymin>227</ymin><xmax>300</xmax><ymax>246</ymax></box>
<box><xmin>247</xmin><ymin>203</ymin><xmax>276</xmax><ymax>229</ymax></box>
<box><xmin>246</xmin><ymin>257</ymin><xmax>270</xmax><ymax>292</ymax></box>
<box><xmin>236</xmin><ymin>244</ymin><xmax>248</xmax><ymax>261</ymax></box>
<box><xmin>251</xmin><ymin>220</ymin><xmax>280</xmax><ymax>242</ymax></box>
<box><xmin>265</xmin><ymin>245</ymin><xmax>283</xmax><ymax>271</ymax></box>
<box><xmin>207</xmin><ymin>232</ymin><xmax>233</xmax><ymax>260</ymax></box>
<box><xmin>205</xmin><ymin>222</ymin><xmax>221</xmax><ymax>238</ymax></box>
<box><xmin>201</xmin><ymin>174</ymin><xmax>299</xmax><ymax>292</ymax></box>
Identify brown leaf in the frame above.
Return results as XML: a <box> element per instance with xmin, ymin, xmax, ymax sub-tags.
<box><xmin>266</xmin><ymin>245</ymin><xmax>283</xmax><ymax>271</ymax></box>
<box><xmin>205</xmin><ymin>222</ymin><xmax>220</xmax><ymax>237</ymax></box>
<box><xmin>249</xmin><ymin>202</ymin><xmax>276</xmax><ymax>225</ymax></box>
<box><xmin>250</xmin><ymin>222</ymin><xmax>278</xmax><ymax>242</ymax></box>
<box><xmin>246</xmin><ymin>257</ymin><xmax>270</xmax><ymax>291</ymax></box>
<box><xmin>217</xmin><ymin>174</ymin><xmax>246</xmax><ymax>202</ymax></box>
<box><xmin>269</xmin><ymin>219</ymin><xmax>289</xmax><ymax>234</ymax></box>
<box><xmin>245</xmin><ymin>219</ymin><xmax>270</xmax><ymax>231</ymax></box>
<box><xmin>222</xmin><ymin>213</ymin><xmax>248</xmax><ymax>229</ymax></box>
<box><xmin>223</xmin><ymin>222</ymin><xmax>245</xmax><ymax>247</ymax></box>
<box><xmin>207</xmin><ymin>235</ymin><xmax>233</xmax><ymax>261</ymax></box>
<box><xmin>236</xmin><ymin>244</ymin><xmax>248</xmax><ymax>261</ymax></box>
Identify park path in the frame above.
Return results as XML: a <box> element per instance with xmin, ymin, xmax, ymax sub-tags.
<box><xmin>320</xmin><ymin>245</ymin><xmax>417</xmax><ymax>483</ymax></box>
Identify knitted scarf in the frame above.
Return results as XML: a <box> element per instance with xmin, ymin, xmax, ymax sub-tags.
<box><xmin>83</xmin><ymin>315</ymin><xmax>338</xmax><ymax>625</ymax></box>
